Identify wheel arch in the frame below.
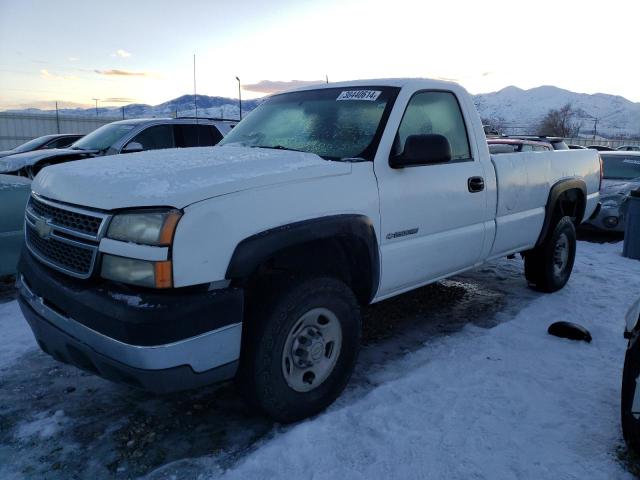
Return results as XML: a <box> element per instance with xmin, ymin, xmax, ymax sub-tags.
<box><xmin>226</xmin><ymin>214</ymin><xmax>380</xmax><ymax>304</ymax></box>
<box><xmin>535</xmin><ymin>179</ymin><xmax>586</xmax><ymax>247</ymax></box>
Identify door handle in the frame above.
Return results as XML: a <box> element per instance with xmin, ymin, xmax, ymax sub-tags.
<box><xmin>468</xmin><ymin>176</ymin><xmax>485</xmax><ymax>193</ymax></box>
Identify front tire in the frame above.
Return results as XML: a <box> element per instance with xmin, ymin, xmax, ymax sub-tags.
<box><xmin>622</xmin><ymin>335</ymin><xmax>640</xmax><ymax>453</ymax></box>
<box><xmin>238</xmin><ymin>276</ymin><xmax>361</xmax><ymax>423</ymax></box>
<box><xmin>524</xmin><ymin>216</ymin><xmax>576</xmax><ymax>293</ymax></box>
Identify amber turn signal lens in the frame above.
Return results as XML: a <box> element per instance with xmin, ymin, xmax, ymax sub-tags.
<box><xmin>159</xmin><ymin>211</ymin><xmax>182</xmax><ymax>245</ymax></box>
<box><xmin>154</xmin><ymin>261</ymin><xmax>173</xmax><ymax>288</ymax></box>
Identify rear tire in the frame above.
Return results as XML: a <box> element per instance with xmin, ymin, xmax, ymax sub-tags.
<box><xmin>238</xmin><ymin>275</ymin><xmax>361</xmax><ymax>423</ymax></box>
<box><xmin>524</xmin><ymin>216</ymin><xmax>576</xmax><ymax>293</ymax></box>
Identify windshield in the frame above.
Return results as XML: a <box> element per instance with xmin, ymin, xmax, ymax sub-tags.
<box><xmin>71</xmin><ymin>123</ymin><xmax>136</xmax><ymax>151</ymax></box>
<box><xmin>12</xmin><ymin>136</ymin><xmax>50</xmax><ymax>153</ymax></box>
<box><xmin>220</xmin><ymin>86</ymin><xmax>399</xmax><ymax>160</ymax></box>
<box><xmin>601</xmin><ymin>154</ymin><xmax>640</xmax><ymax>180</ymax></box>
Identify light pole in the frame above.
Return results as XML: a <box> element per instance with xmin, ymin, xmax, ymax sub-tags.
<box><xmin>92</xmin><ymin>98</ymin><xmax>99</xmax><ymax>116</ymax></box>
<box><xmin>235</xmin><ymin>76</ymin><xmax>242</xmax><ymax>120</ymax></box>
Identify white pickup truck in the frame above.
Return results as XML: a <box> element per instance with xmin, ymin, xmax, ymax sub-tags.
<box><xmin>17</xmin><ymin>79</ymin><xmax>601</xmax><ymax>422</ymax></box>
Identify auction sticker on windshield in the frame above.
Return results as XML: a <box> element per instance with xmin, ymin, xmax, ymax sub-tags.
<box><xmin>336</xmin><ymin>90</ymin><xmax>382</xmax><ymax>101</ymax></box>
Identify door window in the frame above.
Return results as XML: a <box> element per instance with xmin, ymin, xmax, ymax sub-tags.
<box><xmin>175</xmin><ymin>124</ymin><xmax>223</xmax><ymax>147</ymax></box>
<box><xmin>126</xmin><ymin>125</ymin><xmax>175</xmax><ymax>151</ymax></box>
<box><xmin>396</xmin><ymin>91</ymin><xmax>471</xmax><ymax>161</ymax></box>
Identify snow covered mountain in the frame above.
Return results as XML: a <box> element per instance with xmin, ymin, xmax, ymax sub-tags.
<box><xmin>4</xmin><ymin>86</ymin><xmax>640</xmax><ymax>138</ymax></box>
<box><xmin>473</xmin><ymin>86</ymin><xmax>640</xmax><ymax>138</ymax></box>
<box><xmin>4</xmin><ymin>95</ymin><xmax>263</xmax><ymax>121</ymax></box>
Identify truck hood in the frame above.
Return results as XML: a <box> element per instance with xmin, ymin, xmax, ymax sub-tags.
<box><xmin>0</xmin><ymin>148</ymin><xmax>92</xmax><ymax>174</ymax></box>
<box><xmin>32</xmin><ymin>146</ymin><xmax>352</xmax><ymax>210</ymax></box>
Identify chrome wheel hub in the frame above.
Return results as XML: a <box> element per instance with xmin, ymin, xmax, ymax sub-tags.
<box><xmin>282</xmin><ymin>308</ymin><xmax>342</xmax><ymax>393</ymax></box>
<box><xmin>553</xmin><ymin>233</ymin><xmax>569</xmax><ymax>276</ymax></box>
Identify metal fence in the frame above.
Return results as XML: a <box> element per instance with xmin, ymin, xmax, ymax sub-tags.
<box><xmin>0</xmin><ymin>112</ymin><xmax>121</xmax><ymax>150</ymax></box>
<box><xmin>563</xmin><ymin>138</ymin><xmax>640</xmax><ymax>149</ymax></box>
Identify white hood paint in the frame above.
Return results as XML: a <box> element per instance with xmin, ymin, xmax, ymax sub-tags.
<box><xmin>32</xmin><ymin>146</ymin><xmax>351</xmax><ymax>210</ymax></box>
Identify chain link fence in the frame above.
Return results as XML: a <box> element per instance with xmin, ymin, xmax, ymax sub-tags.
<box><xmin>0</xmin><ymin>112</ymin><xmax>121</xmax><ymax>150</ymax></box>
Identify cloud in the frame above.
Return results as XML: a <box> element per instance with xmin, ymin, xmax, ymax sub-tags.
<box><xmin>40</xmin><ymin>69</ymin><xmax>79</xmax><ymax>81</ymax></box>
<box><xmin>94</xmin><ymin>69</ymin><xmax>148</xmax><ymax>77</ymax></box>
<box><xmin>102</xmin><ymin>97</ymin><xmax>137</xmax><ymax>103</ymax></box>
<box><xmin>243</xmin><ymin>79</ymin><xmax>325</xmax><ymax>94</ymax></box>
<box><xmin>68</xmin><ymin>57</ymin><xmax>79</xmax><ymax>62</ymax></box>
<box><xmin>111</xmin><ymin>49</ymin><xmax>132</xmax><ymax>58</ymax></box>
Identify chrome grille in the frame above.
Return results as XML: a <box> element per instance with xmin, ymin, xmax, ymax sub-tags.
<box><xmin>25</xmin><ymin>194</ymin><xmax>110</xmax><ymax>278</ymax></box>
<box><xmin>26</xmin><ymin>224</ymin><xmax>95</xmax><ymax>276</ymax></box>
<box><xmin>27</xmin><ymin>195</ymin><xmax>103</xmax><ymax>238</ymax></box>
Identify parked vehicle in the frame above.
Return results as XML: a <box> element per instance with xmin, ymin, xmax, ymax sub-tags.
<box><xmin>487</xmin><ymin>138</ymin><xmax>552</xmax><ymax>154</ymax></box>
<box><xmin>0</xmin><ymin>175</ymin><xmax>31</xmax><ymax>276</ymax></box>
<box><xmin>584</xmin><ymin>151</ymin><xmax>640</xmax><ymax>231</ymax></box>
<box><xmin>618</xmin><ymin>145</ymin><xmax>640</xmax><ymax>152</ymax></box>
<box><xmin>0</xmin><ymin>134</ymin><xmax>83</xmax><ymax>159</ymax></box>
<box><xmin>568</xmin><ymin>145</ymin><xmax>587</xmax><ymax>150</ymax></box>
<box><xmin>17</xmin><ymin>79</ymin><xmax>601</xmax><ymax>422</ymax></box>
<box><xmin>622</xmin><ymin>297</ymin><xmax>640</xmax><ymax>453</ymax></box>
<box><xmin>510</xmin><ymin>135</ymin><xmax>569</xmax><ymax>151</ymax></box>
<box><xmin>588</xmin><ymin>145</ymin><xmax>615</xmax><ymax>151</ymax></box>
<box><xmin>0</xmin><ymin>118</ymin><xmax>235</xmax><ymax>178</ymax></box>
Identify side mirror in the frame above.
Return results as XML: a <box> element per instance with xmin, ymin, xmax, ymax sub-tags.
<box><xmin>122</xmin><ymin>141</ymin><xmax>143</xmax><ymax>153</ymax></box>
<box><xmin>390</xmin><ymin>134</ymin><xmax>452</xmax><ymax>168</ymax></box>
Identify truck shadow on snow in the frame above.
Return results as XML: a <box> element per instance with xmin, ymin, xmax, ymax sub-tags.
<box><xmin>1</xmin><ymin>256</ymin><xmax>542</xmax><ymax>479</ymax></box>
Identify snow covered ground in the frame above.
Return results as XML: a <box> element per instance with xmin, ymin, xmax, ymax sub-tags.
<box><xmin>1</xmin><ymin>239</ymin><xmax>639</xmax><ymax>479</ymax></box>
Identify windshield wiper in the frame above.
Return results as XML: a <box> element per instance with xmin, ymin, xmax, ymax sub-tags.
<box><xmin>252</xmin><ymin>145</ymin><xmax>304</xmax><ymax>153</ymax></box>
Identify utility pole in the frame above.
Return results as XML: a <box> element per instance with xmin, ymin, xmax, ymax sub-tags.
<box><xmin>92</xmin><ymin>98</ymin><xmax>99</xmax><ymax>116</ymax></box>
<box><xmin>236</xmin><ymin>76</ymin><xmax>242</xmax><ymax>120</ymax></box>
<box><xmin>193</xmin><ymin>54</ymin><xmax>198</xmax><ymax>120</ymax></box>
<box><xmin>326</xmin><ymin>74</ymin><xmax>329</xmax><ymax>84</ymax></box>
<box><xmin>55</xmin><ymin>101</ymin><xmax>60</xmax><ymax>133</ymax></box>
<box><xmin>593</xmin><ymin>117</ymin><xmax>598</xmax><ymax>141</ymax></box>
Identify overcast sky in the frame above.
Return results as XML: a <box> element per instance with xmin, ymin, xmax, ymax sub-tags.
<box><xmin>1</xmin><ymin>0</ymin><xmax>638</xmax><ymax>110</ymax></box>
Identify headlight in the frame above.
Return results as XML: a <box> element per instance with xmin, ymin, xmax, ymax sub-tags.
<box><xmin>101</xmin><ymin>255</ymin><xmax>172</xmax><ymax>288</ymax></box>
<box><xmin>107</xmin><ymin>210</ymin><xmax>181</xmax><ymax>246</ymax></box>
<box><xmin>102</xmin><ymin>209</ymin><xmax>181</xmax><ymax>288</ymax></box>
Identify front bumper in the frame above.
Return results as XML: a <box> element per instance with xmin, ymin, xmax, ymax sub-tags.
<box><xmin>17</xmin><ymin>251</ymin><xmax>244</xmax><ymax>393</ymax></box>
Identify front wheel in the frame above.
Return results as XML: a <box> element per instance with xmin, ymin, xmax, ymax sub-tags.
<box><xmin>524</xmin><ymin>216</ymin><xmax>576</xmax><ymax>293</ymax></box>
<box><xmin>238</xmin><ymin>276</ymin><xmax>361</xmax><ymax>423</ymax></box>
<box><xmin>622</xmin><ymin>335</ymin><xmax>640</xmax><ymax>453</ymax></box>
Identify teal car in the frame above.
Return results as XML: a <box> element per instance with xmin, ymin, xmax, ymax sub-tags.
<box><xmin>0</xmin><ymin>175</ymin><xmax>31</xmax><ymax>276</ymax></box>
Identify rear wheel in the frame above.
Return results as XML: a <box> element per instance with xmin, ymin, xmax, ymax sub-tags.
<box><xmin>524</xmin><ymin>216</ymin><xmax>576</xmax><ymax>292</ymax></box>
<box><xmin>238</xmin><ymin>275</ymin><xmax>361</xmax><ymax>423</ymax></box>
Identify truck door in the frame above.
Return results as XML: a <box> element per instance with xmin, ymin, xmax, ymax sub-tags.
<box><xmin>375</xmin><ymin>90</ymin><xmax>489</xmax><ymax>297</ymax></box>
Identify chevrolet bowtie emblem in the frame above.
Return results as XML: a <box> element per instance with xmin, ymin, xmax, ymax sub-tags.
<box><xmin>35</xmin><ymin>217</ymin><xmax>53</xmax><ymax>239</ymax></box>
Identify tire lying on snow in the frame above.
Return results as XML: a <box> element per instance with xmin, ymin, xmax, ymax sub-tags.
<box><xmin>525</xmin><ymin>216</ymin><xmax>577</xmax><ymax>293</ymax></box>
<box><xmin>238</xmin><ymin>275</ymin><xmax>361</xmax><ymax>423</ymax></box>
